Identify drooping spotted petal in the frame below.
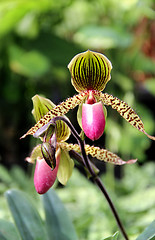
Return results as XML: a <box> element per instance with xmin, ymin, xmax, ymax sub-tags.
<box><xmin>21</xmin><ymin>92</ymin><xmax>87</xmax><ymax>139</ymax></box>
<box><xmin>68</xmin><ymin>50</ymin><xmax>112</xmax><ymax>92</ymax></box>
<box><xmin>59</xmin><ymin>142</ymin><xmax>137</xmax><ymax>165</ymax></box>
<box><xmin>97</xmin><ymin>92</ymin><xmax>155</xmax><ymax>140</ymax></box>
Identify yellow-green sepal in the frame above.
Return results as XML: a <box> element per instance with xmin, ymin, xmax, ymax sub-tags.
<box><xmin>32</xmin><ymin>95</ymin><xmax>55</xmax><ymax>122</ymax></box>
<box><xmin>57</xmin><ymin>149</ymin><xmax>74</xmax><ymax>185</ymax></box>
<box><xmin>32</xmin><ymin>94</ymin><xmax>71</xmax><ymax>142</ymax></box>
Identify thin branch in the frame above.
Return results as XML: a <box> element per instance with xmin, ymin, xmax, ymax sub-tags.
<box><xmin>53</xmin><ymin>116</ymin><xmax>129</xmax><ymax>240</ymax></box>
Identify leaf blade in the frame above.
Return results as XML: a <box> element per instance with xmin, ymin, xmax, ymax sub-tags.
<box><xmin>42</xmin><ymin>188</ymin><xmax>78</xmax><ymax>240</ymax></box>
<box><xmin>5</xmin><ymin>189</ymin><xmax>48</xmax><ymax>240</ymax></box>
<box><xmin>0</xmin><ymin>220</ymin><xmax>21</xmax><ymax>240</ymax></box>
<box><xmin>136</xmin><ymin>220</ymin><xmax>155</xmax><ymax>240</ymax></box>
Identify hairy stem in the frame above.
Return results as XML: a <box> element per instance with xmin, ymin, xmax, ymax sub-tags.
<box><xmin>53</xmin><ymin>116</ymin><xmax>129</xmax><ymax>240</ymax></box>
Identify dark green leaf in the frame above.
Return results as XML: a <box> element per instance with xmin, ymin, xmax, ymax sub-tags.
<box><xmin>0</xmin><ymin>220</ymin><xmax>20</xmax><ymax>240</ymax></box>
<box><xmin>42</xmin><ymin>189</ymin><xmax>78</xmax><ymax>240</ymax></box>
<box><xmin>5</xmin><ymin>189</ymin><xmax>48</xmax><ymax>240</ymax></box>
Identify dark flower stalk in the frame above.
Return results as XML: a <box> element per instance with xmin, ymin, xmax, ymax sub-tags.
<box><xmin>53</xmin><ymin>116</ymin><xmax>129</xmax><ymax>240</ymax></box>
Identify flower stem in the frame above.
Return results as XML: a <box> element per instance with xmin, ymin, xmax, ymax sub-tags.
<box><xmin>53</xmin><ymin>116</ymin><xmax>129</xmax><ymax>240</ymax></box>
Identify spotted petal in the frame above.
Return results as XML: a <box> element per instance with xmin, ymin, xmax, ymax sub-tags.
<box><xmin>68</xmin><ymin>50</ymin><xmax>112</xmax><ymax>92</ymax></box>
<box><xmin>97</xmin><ymin>92</ymin><xmax>155</xmax><ymax>140</ymax></box>
<box><xmin>59</xmin><ymin>142</ymin><xmax>137</xmax><ymax>165</ymax></box>
<box><xmin>21</xmin><ymin>92</ymin><xmax>87</xmax><ymax>138</ymax></box>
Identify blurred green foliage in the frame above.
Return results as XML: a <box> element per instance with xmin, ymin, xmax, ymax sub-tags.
<box><xmin>0</xmin><ymin>1</ymin><xmax>155</xmax><ymax>239</ymax></box>
<box><xmin>0</xmin><ymin>0</ymin><xmax>154</xmax><ymax>168</ymax></box>
<box><xmin>0</xmin><ymin>163</ymin><xmax>155</xmax><ymax>239</ymax></box>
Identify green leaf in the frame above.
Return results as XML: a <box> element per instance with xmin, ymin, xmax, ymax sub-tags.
<box><xmin>42</xmin><ymin>188</ymin><xmax>78</xmax><ymax>240</ymax></box>
<box><xmin>0</xmin><ymin>0</ymin><xmax>53</xmax><ymax>37</ymax></box>
<box><xmin>0</xmin><ymin>220</ymin><xmax>20</xmax><ymax>240</ymax></box>
<box><xmin>74</xmin><ymin>25</ymin><xmax>133</xmax><ymax>49</ymax></box>
<box><xmin>5</xmin><ymin>189</ymin><xmax>48</xmax><ymax>240</ymax></box>
<box><xmin>9</xmin><ymin>45</ymin><xmax>50</xmax><ymax>77</ymax></box>
<box><xmin>136</xmin><ymin>220</ymin><xmax>155</xmax><ymax>240</ymax></box>
<box><xmin>103</xmin><ymin>231</ymin><xmax>119</xmax><ymax>240</ymax></box>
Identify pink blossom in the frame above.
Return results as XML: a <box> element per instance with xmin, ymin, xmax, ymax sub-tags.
<box><xmin>82</xmin><ymin>102</ymin><xmax>105</xmax><ymax>141</ymax></box>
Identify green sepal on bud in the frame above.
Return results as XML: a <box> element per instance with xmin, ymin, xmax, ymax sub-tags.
<box><xmin>41</xmin><ymin>142</ymin><xmax>56</xmax><ymax>170</ymax></box>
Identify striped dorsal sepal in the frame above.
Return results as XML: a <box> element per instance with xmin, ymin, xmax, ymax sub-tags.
<box><xmin>68</xmin><ymin>50</ymin><xmax>112</xmax><ymax>92</ymax></box>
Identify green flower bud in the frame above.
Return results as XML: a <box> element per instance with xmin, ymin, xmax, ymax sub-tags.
<box><xmin>41</xmin><ymin>142</ymin><xmax>56</xmax><ymax>170</ymax></box>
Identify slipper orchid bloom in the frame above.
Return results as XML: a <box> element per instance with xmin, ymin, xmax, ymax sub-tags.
<box><xmin>21</xmin><ymin>50</ymin><xmax>155</xmax><ymax>142</ymax></box>
<box><xmin>26</xmin><ymin>95</ymin><xmax>137</xmax><ymax>194</ymax></box>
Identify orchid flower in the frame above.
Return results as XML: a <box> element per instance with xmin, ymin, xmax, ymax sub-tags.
<box><xmin>21</xmin><ymin>50</ymin><xmax>155</xmax><ymax>142</ymax></box>
<box><xmin>26</xmin><ymin>95</ymin><xmax>137</xmax><ymax>194</ymax></box>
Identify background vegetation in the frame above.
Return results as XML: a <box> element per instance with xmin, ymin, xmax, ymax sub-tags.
<box><xmin>0</xmin><ymin>0</ymin><xmax>155</xmax><ymax>239</ymax></box>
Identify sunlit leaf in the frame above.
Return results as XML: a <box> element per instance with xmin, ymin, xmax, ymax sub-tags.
<box><xmin>103</xmin><ymin>231</ymin><xmax>119</xmax><ymax>240</ymax></box>
<box><xmin>9</xmin><ymin>45</ymin><xmax>50</xmax><ymax>77</ymax></box>
<box><xmin>0</xmin><ymin>0</ymin><xmax>53</xmax><ymax>37</ymax></box>
<box><xmin>74</xmin><ymin>25</ymin><xmax>133</xmax><ymax>49</ymax></box>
